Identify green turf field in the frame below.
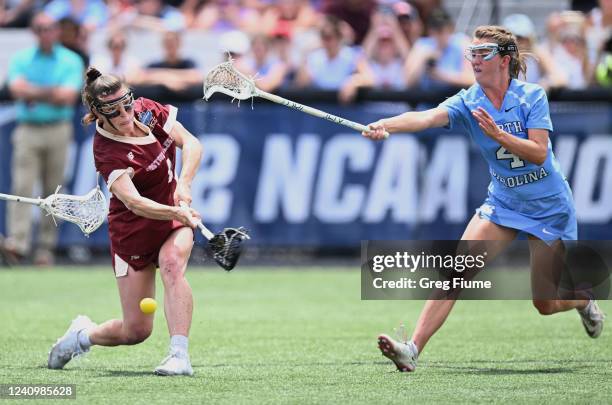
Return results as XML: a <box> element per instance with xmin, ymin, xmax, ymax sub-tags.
<box><xmin>0</xmin><ymin>267</ymin><xmax>610</xmax><ymax>404</ymax></box>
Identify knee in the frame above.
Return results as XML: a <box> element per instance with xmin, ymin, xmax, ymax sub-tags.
<box><xmin>159</xmin><ymin>252</ymin><xmax>187</xmax><ymax>282</ymax></box>
<box><xmin>124</xmin><ymin>324</ymin><xmax>153</xmax><ymax>345</ymax></box>
<box><xmin>532</xmin><ymin>300</ymin><xmax>556</xmax><ymax>316</ymax></box>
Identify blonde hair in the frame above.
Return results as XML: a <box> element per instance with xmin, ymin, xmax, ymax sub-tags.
<box><xmin>81</xmin><ymin>66</ymin><xmax>125</xmax><ymax>125</ymax></box>
<box><xmin>473</xmin><ymin>25</ymin><xmax>527</xmax><ymax>79</ymax></box>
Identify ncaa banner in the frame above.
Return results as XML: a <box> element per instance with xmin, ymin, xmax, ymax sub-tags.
<box><xmin>0</xmin><ymin>101</ymin><xmax>611</xmax><ymax>248</ymax></box>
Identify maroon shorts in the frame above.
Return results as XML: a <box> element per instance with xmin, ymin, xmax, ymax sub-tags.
<box><xmin>110</xmin><ymin>221</ymin><xmax>188</xmax><ymax>277</ymax></box>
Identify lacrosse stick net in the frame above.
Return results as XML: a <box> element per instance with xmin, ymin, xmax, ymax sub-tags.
<box><xmin>207</xmin><ymin>227</ymin><xmax>250</xmax><ymax>271</ymax></box>
<box><xmin>202</xmin><ymin>59</ymin><xmax>389</xmax><ymax>138</ymax></box>
<box><xmin>41</xmin><ymin>187</ymin><xmax>107</xmax><ymax>235</ymax></box>
<box><xmin>178</xmin><ymin>201</ymin><xmax>250</xmax><ymax>271</ymax></box>
<box><xmin>0</xmin><ymin>186</ymin><xmax>107</xmax><ymax>236</ymax></box>
<box><xmin>203</xmin><ymin>60</ymin><xmax>256</xmax><ymax>101</ymax></box>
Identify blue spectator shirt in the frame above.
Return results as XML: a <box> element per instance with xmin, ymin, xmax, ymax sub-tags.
<box><xmin>415</xmin><ymin>32</ymin><xmax>467</xmax><ymax>90</ymax></box>
<box><xmin>45</xmin><ymin>0</ymin><xmax>109</xmax><ymax>28</ymax></box>
<box><xmin>439</xmin><ymin>79</ymin><xmax>568</xmax><ymax>200</ymax></box>
<box><xmin>157</xmin><ymin>5</ymin><xmax>186</xmax><ymax>31</ymax></box>
<box><xmin>8</xmin><ymin>44</ymin><xmax>84</xmax><ymax>123</ymax></box>
<box><xmin>306</xmin><ymin>47</ymin><xmax>359</xmax><ymax>90</ymax></box>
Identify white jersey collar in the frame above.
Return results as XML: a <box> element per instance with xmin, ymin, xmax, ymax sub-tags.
<box><xmin>96</xmin><ymin>119</ymin><xmax>156</xmax><ymax>145</ymax></box>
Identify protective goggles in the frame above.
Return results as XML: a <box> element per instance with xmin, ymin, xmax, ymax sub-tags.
<box><xmin>94</xmin><ymin>91</ymin><xmax>134</xmax><ymax>118</ymax></box>
<box><xmin>464</xmin><ymin>42</ymin><xmax>518</xmax><ymax>61</ymax></box>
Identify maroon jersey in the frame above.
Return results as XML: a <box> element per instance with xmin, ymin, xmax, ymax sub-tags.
<box><xmin>94</xmin><ymin>97</ymin><xmax>183</xmax><ymax>258</ymax></box>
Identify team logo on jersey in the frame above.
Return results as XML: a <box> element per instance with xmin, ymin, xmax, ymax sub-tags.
<box><xmin>138</xmin><ymin>110</ymin><xmax>157</xmax><ymax>129</ymax></box>
<box><xmin>127</xmin><ymin>151</ymin><xmax>135</xmax><ymax>161</ymax></box>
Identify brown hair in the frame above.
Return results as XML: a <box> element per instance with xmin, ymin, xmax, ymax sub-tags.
<box><xmin>473</xmin><ymin>25</ymin><xmax>527</xmax><ymax>79</ymax></box>
<box><xmin>320</xmin><ymin>15</ymin><xmax>343</xmax><ymax>39</ymax></box>
<box><xmin>81</xmin><ymin>66</ymin><xmax>124</xmax><ymax>125</ymax></box>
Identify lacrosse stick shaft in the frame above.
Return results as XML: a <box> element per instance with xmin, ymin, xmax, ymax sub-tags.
<box><xmin>256</xmin><ymin>90</ymin><xmax>389</xmax><ymax>138</ymax></box>
<box><xmin>178</xmin><ymin>201</ymin><xmax>215</xmax><ymax>240</ymax></box>
<box><xmin>195</xmin><ymin>221</ymin><xmax>215</xmax><ymax>241</ymax></box>
<box><xmin>0</xmin><ymin>193</ymin><xmax>42</xmax><ymax>206</ymax></box>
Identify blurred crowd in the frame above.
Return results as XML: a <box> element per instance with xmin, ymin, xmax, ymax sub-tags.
<box><xmin>1</xmin><ymin>0</ymin><xmax>611</xmax><ymax>101</ymax></box>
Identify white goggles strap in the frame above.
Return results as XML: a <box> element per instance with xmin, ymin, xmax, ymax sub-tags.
<box><xmin>466</xmin><ymin>42</ymin><xmax>517</xmax><ymax>61</ymax></box>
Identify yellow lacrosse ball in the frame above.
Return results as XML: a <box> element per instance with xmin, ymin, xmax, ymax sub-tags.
<box><xmin>139</xmin><ymin>298</ymin><xmax>157</xmax><ymax>314</ymax></box>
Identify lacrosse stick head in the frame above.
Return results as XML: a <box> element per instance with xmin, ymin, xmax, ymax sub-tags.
<box><xmin>41</xmin><ymin>187</ymin><xmax>107</xmax><ymax>236</ymax></box>
<box><xmin>203</xmin><ymin>59</ymin><xmax>257</xmax><ymax>101</ymax></box>
<box><xmin>207</xmin><ymin>227</ymin><xmax>250</xmax><ymax>271</ymax></box>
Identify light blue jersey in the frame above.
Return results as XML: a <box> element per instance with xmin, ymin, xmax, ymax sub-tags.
<box><xmin>440</xmin><ymin>79</ymin><xmax>568</xmax><ymax>201</ymax></box>
<box><xmin>439</xmin><ymin>79</ymin><xmax>576</xmax><ymax>241</ymax></box>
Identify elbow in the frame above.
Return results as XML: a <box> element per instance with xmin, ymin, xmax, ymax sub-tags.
<box><xmin>534</xmin><ymin>150</ymin><xmax>548</xmax><ymax>166</ymax></box>
<box><xmin>188</xmin><ymin>139</ymin><xmax>203</xmax><ymax>162</ymax></box>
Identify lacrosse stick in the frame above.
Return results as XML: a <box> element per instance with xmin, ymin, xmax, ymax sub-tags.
<box><xmin>203</xmin><ymin>59</ymin><xmax>389</xmax><ymax>138</ymax></box>
<box><xmin>179</xmin><ymin>202</ymin><xmax>250</xmax><ymax>271</ymax></box>
<box><xmin>0</xmin><ymin>186</ymin><xmax>107</xmax><ymax>236</ymax></box>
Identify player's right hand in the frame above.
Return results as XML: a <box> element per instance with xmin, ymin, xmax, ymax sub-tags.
<box><xmin>175</xmin><ymin>205</ymin><xmax>201</xmax><ymax>229</ymax></box>
<box><xmin>362</xmin><ymin>121</ymin><xmax>388</xmax><ymax>140</ymax></box>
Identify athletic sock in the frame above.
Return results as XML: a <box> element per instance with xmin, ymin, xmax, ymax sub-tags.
<box><xmin>77</xmin><ymin>329</ymin><xmax>92</xmax><ymax>351</ymax></box>
<box><xmin>170</xmin><ymin>335</ymin><xmax>189</xmax><ymax>355</ymax></box>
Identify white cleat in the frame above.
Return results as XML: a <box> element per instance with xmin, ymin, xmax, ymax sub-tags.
<box><xmin>578</xmin><ymin>300</ymin><xmax>605</xmax><ymax>338</ymax></box>
<box><xmin>48</xmin><ymin>315</ymin><xmax>96</xmax><ymax>369</ymax></box>
<box><xmin>154</xmin><ymin>349</ymin><xmax>194</xmax><ymax>376</ymax></box>
<box><xmin>377</xmin><ymin>334</ymin><xmax>418</xmax><ymax>372</ymax></box>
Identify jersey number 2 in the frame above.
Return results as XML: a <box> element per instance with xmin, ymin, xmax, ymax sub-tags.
<box><xmin>496</xmin><ymin>146</ymin><xmax>525</xmax><ymax>169</ymax></box>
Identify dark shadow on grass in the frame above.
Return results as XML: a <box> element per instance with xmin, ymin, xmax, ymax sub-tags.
<box><xmin>427</xmin><ymin>359</ymin><xmax>612</xmax><ymax>365</ymax></box>
<box><xmin>434</xmin><ymin>365</ymin><xmax>575</xmax><ymax>375</ymax></box>
<box><xmin>171</xmin><ymin>362</ymin><xmax>580</xmax><ymax>376</ymax></box>
<box><xmin>16</xmin><ymin>365</ymin><xmax>154</xmax><ymax>377</ymax></box>
<box><xmin>98</xmin><ymin>370</ymin><xmax>161</xmax><ymax>377</ymax></box>
<box><xmin>425</xmin><ymin>362</ymin><xmax>603</xmax><ymax>375</ymax></box>
<box><xmin>200</xmin><ymin>360</ymin><xmax>389</xmax><ymax>369</ymax></box>
<box><xmin>198</xmin><ymin>358</ymin><xmax>612</xmax><ymax>370</ymax></box>
<box><xmin>32</xmin><ymin>364</ymin><xmax>86</xmax><ymax>372</ymax></box>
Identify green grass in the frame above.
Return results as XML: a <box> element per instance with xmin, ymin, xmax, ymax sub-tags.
<box><xmin>0</xmin><ymin>267</ymin><xmax>611</xmax><ymax>404</ymax></box>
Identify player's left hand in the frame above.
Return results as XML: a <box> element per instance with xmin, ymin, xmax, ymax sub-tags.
<box><xmin>174</xmin><ymin>180</ymin><xmax>192</xmax><ymax>207</ymax></box>
<box><xmin>472</xmin><ymin>107</ymin><xmax>504</xmax><ymax>142</ymax></box>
